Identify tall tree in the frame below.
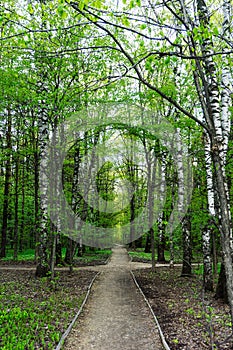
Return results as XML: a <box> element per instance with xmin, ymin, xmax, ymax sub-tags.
<box><xmin>0</xmin><ymin>107</ymin><xmax>12</xmax><ymax>258</ymax></box>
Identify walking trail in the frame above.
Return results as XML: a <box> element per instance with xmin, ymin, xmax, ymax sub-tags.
<box><xmin>64</xmin><ymin>246</ymin><xmax>164</xmax><ymax>350</ymax></box>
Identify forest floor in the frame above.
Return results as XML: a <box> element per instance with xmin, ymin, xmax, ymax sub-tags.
<box><xmin>1</xmin><ymin>253</ymin><xmax>233</xmax><ymax>349</ymax></box>
<box><xmin>0</xmin><ymin>268</ymin><xmax>97</xmax><ymax>349</ymax></box>
<box><xmin>133</xmin><ymin>263</ymin><xmax>233</xmax><ymax>350</ymax></box>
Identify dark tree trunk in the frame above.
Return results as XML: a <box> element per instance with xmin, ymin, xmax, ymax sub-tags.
<box><xmin>34</xmin><ymin>140</ymin><xmax>40</xmax><ymax>262</ymax></box>
<box><xmin>19</xmin><ymin>157</ymin><xmax>25</xmax><ymax>253</ymax></box>
<box><xmin>65</xmin><ymin>239</ymin><xmax>77</xmax><ymax>265</ymax></box>
<box><xmin>130</xmin><ymin>194</ymin><xmax>136</xmax><ymax>248</ymax></box>
<box><xmin>135</xmin><ymin>236</ymin><xmax>143</xmax><ymax>249</ymax></box>
<box><xmin>55</xmin><ymin>234</ymin><xmax>64</xmax><ymax>265</ymax></box>
<box><xmin>144</xmin><ymin>232</ymin><xmax>151</xmax><ymax>253</ymax></box>
<box><xmin>0</xmin><ymin>108</ymin><xmax>12</xmax><ymax>258</ymax></box>
<box><xmin>215</xmin><ymin>263</ymin><xmax>228</xmax><ymax>303</ymax></box>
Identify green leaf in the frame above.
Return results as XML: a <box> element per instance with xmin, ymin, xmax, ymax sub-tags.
<box><xmin>129</xmin><ymin>0</ymin><xmax>135</xmax><ymax>9</ymax></box>
<box><xmin>79</xmin><ymin>0</ymin><xmax>89</xmax><ymax>10</ymax></box>
<box><xmin>27</xmin><ymin>4</ymin><xmax>34</xmax><ymax>15</ymax></box>
<box><xmin>212</xmin><ymin>27</ymin><xmax>219</xmax><ymax>36</ymax></box>
<box><xmin>140</xmin><ymin>24</ymin><xmax>147</xmax><ymax>30</ymax></box>
<box><xmin>171</xmin><ymin>56</ymin><xmax>178</xmax><ymax>63</ymax></box>
<box><xmin>57</xmin><ymin>6</ymin><xmax>68</xmax><ymax>19</ymax></box>
<box><xmin>145</xmin><ymin>56</ymin><xmax>154</xmax><ymax>72</ymax></box>
<box><xmin>93</xmin><ymin>0</ymin><xmax>103</xmax><ymax>8</ymax></box>
<box><xmin>121</xmin><ymin>14</ymin><xmax>130</xmax><ymax>27</ymax></box>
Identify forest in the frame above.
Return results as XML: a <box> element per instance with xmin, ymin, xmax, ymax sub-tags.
<box><xmin>0</xmin><ymin>0</ymin><xmax>233</xmax><ymax>348</ymax></box>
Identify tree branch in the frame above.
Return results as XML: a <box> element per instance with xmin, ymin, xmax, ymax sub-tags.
<box><xmin>69</xmin><ymin>1</ymin><xmax>210</xmax><ymax>132</ymax></box>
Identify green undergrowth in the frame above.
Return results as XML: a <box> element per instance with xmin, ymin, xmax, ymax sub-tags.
<box><xmin>2</xmin><ymin>249</ymin><xmax>35</xmax><ymax>262</ymax></box>
<box><xmin>128</xmin><ymin>250</ymin><xmax>153</xmax><ymax>261</ymax></box>
<box><xmin>2</xmin><ymin>248</ymin><xmax>112</xmax><ymax>265</ymax></box>
<box><xmin>129</xmin><ymin>249</ymin><xmax>221</xmax><ymax>280</ymax></box>
<box><xmin>128</xmin><ymin>248</ymin><xmax>208</xmax><ymax>266</ymax></box>
<box><xmin>194</xmin><ymin>263</ymin><xmax>221</xmax><ymax>276</ymax></box>
<box><xmin>0</xmin><ymin>271</ymin><xmax>94</xmax><ymax>349</ymax></box>
<box><xmin>73</xmin><ymin>249</ymin><xmax>112</xmax><ymax>265</ymax></box>
<box><xmin>128</xmin><ymin>249</ymin><xmax>171</xmax><ymax>262</ymax></box>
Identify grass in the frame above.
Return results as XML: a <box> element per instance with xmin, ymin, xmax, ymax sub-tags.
<box><xmin>128</xmin><ymin>248</ymin><xmax>205</xmax><ymax>265</ymax></box>
<box><xmin>74</xmin><ymin>249</ymin><xmax>112</xmax><ymax>264</ymax></box>
<box><xmin>2</xmin><ymin>249</ymin><xmax>35</xmax><ymax>261</ymax></box>
<box><xmin>128</xmin><ymin>250</ymin><xmax>152</xmax><ymax>261</ymax></box>
<box><xmin>0</xmin><ymin>271</ymin><xmax>94</xmax><ymax>350</ymax></box>
<box><xmin>0</xmin><ymin>247</ymin><xmax>111</xmax><ymax>349</ymax></box>
<box><xmin>2</xmin><ymin>248</ymin><xmax>112</xmax><ymax>264</ymax></box>
<box><xmin>193</xmin><ymin>262</ymin><xmax>221</xmax><ymax>276</ymax></box>
<box><xmin>128</xmin><ymin>248</ymin><xmax>171</xmax><ymax>262</ymax></box>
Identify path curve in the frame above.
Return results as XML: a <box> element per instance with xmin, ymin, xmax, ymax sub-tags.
<box><xmin>64</xmin><ymin>246</ymin><xmax>164</xmax><ymax>350</ymax></box>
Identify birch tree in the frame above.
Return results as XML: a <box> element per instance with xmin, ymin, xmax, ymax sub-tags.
<box><xmin>203</xmin><ymin>132</ymin><xmax>214</xmax><ymax>291</ymax></box>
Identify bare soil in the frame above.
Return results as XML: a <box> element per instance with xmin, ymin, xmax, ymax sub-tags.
<box><xmin>134</xmin><ymin>266</ymin><xmax>233</xmax><ymax>350</ymax></box>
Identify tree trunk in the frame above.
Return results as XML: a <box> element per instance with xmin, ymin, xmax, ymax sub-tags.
<box><xmin>19</xmin><ymin>157</ymin><xmax>25</xmax><ymax>253</ymax></box>
<box><xmin>202</xmin><ymin>225</ymin><xmax>214</xmax><ymax>291</ymax></box>
<box><xmin>55</xmin><ymin>234</ymin><xmax>63</xmax><ymax>265</ymax></box>
<box><xmin>203</xmin><ymin>132</ymin><xmax>214</xmax><ymax>291</ymax></box>
<box><xmin>195</xmin><ymin>0</ymin><xmax>233</xmax><ymax>318</ymax></box>
<box><xmin>144</xmin><ymin>233</ymin><xmax>151</xmax><ymax>253</ymax></box>
<box><xmin>34</xmin><ymin>129</ymin><xmax>40</xmax><ymax>262</ymax></box>
<box><xmin>65</xmin><ymin>239</ymin><xmax>77</xmax><ymax>267</ymax></box>
<box><xmin>215</xmin><ymin>263</ymin><xmax>228</xmax><ymax>303</ymax></box>
<box><xmin>157</xmin><ymin>152</ymin><xmax>166</xmax><ymax>263</ymax></box>
<box><xmin>13</xmin><ymin>145</ymin><xmax>19</xmax><ymax>261</ymax></box>
<box><xmin>50</xmin><ymin>230</ymin><xmax>57</xmax><ymax>280</ymax></box>
<box><xmin>157</xmin><ymin>213</ymin><xmax>166</xmax><ymax>262</ymax></box>
<box><xmin>35</xmin><ymin>111</ymin><xmax>50</xmax><ymax>277</ymax></box>
<box><xmin>0</xmin><ymin>107</ymin><xmax>12</xmax><ymax>258</ymax></box>
<box><xmin>212</xmin><ymin>230</ymin><xmax>218</xmax><ymax>280</ymax></box>
<box><xmin>181</xmin><ymin>213</ymin><xmax>192</xmax><ymax>276</ymax></box>
<box><xmin>212</xmin><ymin>147</ymin><xmax>233</xmax><ymax>317</ymax></box>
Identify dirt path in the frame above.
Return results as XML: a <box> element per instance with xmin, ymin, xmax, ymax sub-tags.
<box><xmin>64</xmin><ymin>246</ymin><xmax>164</xmax><ymax>350</ymax></box>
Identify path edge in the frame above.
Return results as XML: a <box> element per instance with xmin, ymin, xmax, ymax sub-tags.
<box><xmin>55</xmin><ymin>271</ymin><xmax>101</xmax><ymax>350</ymax></box>
<box><xmin>130</xmin><ymin>270</ymin><xmax>171</xmax><ymax>350</ymax></box>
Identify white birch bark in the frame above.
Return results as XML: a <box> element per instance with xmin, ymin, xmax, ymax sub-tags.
<box><xmin>196</xmin><ymin>0</ymin><xmax>233</xmax><ymax>322</ymax></box>
<box><xmin>176</xmin><ymin>128</ymin><xmax>192</xmax><ymax>276</ymax></box>
<box><xmin>157</xmin><ymin>153</ymin><xmax>166</xmax><ymax>262</ymax></box>
<box><xmin>36</xmin><ymin>107</ymin><xmax>50</xmax><ymax>277</ymax></box>
<box><xmin>203</xmin><ymin>131</ymin><xmax>214</xmax><ymax>291</ymax></box>
<box><xmin>221</xmin><ymin>0</ymin><xmax>232</xmax><ymax>159</ymax></box>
